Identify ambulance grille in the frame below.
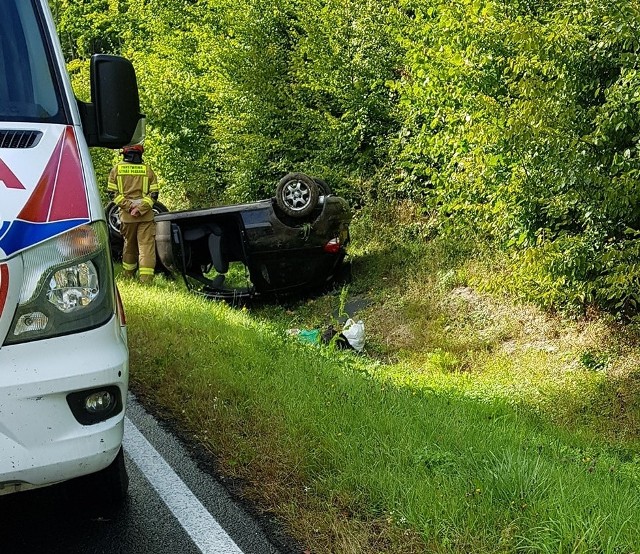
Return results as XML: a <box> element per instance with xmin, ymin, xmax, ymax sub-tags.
<box><xmin>0</xmin><ymin>130</ymin><xmax>42</xmax><ymax>149</ymax></box>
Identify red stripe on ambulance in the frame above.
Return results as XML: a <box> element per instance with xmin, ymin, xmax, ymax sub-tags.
<box><xmin>17</xmin><ymin>127</ymin><xmax>88</xmax><ymax>223</ymax></box>
<box><xmin>0</xmin><ymin>264</ymin><xmax>8</xmax><ymax>318</ymax></box>
<box><xmin>0</xmin><ymin>158</ymin><xmax>25</xmax><ymax>190</ymax></box>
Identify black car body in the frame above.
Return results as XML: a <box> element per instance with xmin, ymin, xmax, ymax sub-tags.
<box><xmin>154</xmin><ymin>173</ymin><xmax>352</xmax><ymax>299</ymax></box>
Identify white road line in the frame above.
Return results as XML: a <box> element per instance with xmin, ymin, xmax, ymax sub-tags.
<box><xmin>123</xmin><ymin>417</ymin><xmax>245</xmax><ymax>554</ymax></box>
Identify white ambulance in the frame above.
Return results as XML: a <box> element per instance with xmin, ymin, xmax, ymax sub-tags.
<box><xmin>0</xmin><ymin>1</ymin><xmax>143</xmax><ymax>500</ymax></box>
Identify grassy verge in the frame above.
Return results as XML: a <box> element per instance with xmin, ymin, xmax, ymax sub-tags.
<box><xmin>120</xmin><ymin>268</ymin><xmax>640</xmax><ymax>552</ymax></box>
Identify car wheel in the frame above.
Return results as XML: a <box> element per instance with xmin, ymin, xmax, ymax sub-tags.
<box><xmin>276</xmin><ymin>173</ymin><xmax>320</xmax><ymax>218</ymax></box>
<box><xmin>106</xmin><ymin>202</ymin><xmax>124</xmax><ymax>260</ymax></box>
<box><xmin>335</xmin><ymin>259</ymin><xmax>352</xmax><ymax>285</ymax></box>
<box><xmin>313</xmin><ymin>177</ymin><xmax>331</xmax><ymax>196</ymax></box>
<box><xmin>106</xmin><ymin>201</ymin><xmax>121</xmax><ymax>236</ymax></box>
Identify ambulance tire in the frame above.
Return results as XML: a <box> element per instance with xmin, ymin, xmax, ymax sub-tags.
<box><xmin>75</xmin><ymin>447</ymin><xmax>129</xmax><ymax>507</ymax></box>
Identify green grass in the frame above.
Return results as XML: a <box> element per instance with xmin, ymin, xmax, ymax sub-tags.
<box><xmin>120</xmin><ymin>270</ymin><xmax>640</xmax><ymax>553</ymax></box>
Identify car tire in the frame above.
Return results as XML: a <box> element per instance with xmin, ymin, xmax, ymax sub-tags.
<box><xmin>313</xmin><ymin>177</ymin><xmax>331</xmax><ymax>196</ymax></box>
<box><xmin>106</xmin><ymin>201</ymin><xmax>123</xmax><ymax>255</ymax></box>
<box><xmin>276</xmin><ymin>173</ymin><xmax>320</xmax><ymax>218</ymax></box>
<box><xmin>335</xmin><ymin>259</ymin><xmax>352</xmax><ymax>285</ymax></box>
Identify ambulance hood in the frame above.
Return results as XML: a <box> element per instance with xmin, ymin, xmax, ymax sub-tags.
<box><xmin>0</xmin><ymin>124</ymin><xmax>91</xmax><ymax>262</ymax></box>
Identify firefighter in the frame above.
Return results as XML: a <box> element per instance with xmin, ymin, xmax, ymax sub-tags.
<box><xmin>107</xmin><ymin>144</ymin><xmax>159</xmax><ymax>283</ymax></box>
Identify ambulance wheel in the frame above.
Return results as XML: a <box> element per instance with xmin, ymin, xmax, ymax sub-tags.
<box><xmin>73</xmin><ymin>447</ymin><xmax>129</xmax><ymax>507</ymax></box>
<box><xmin>101</xmin><ymin>447</ymin><xmax>129</xmax><ymax>504</ymax></box>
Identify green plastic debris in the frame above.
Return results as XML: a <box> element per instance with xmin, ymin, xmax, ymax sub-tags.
<box><xmin>297</xmin><ymin>329</ymin><xmax>320</xmax><ymax>344</ymax></box>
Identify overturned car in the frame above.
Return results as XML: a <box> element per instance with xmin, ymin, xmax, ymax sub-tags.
<box><xmin>152</xmin><ymin>173</ymin><xmax>352</xmax><ymax>299</ymax></box>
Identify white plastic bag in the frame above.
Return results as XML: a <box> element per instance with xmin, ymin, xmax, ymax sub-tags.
<box><xmin>342</xmin><ymin>318</ymin><xmax>365</xmax><ymax>352</ymax></box>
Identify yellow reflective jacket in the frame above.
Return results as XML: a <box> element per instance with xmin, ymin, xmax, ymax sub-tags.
<box><xmin>107</xmin><ymin>161</ymin><xmax>159</xmax><ymax>223</ymax></box>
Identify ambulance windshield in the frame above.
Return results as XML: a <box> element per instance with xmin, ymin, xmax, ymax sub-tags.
<box><xmin>0</xmin><ymin>1</ymin><xmax>64</xmax><ymax>123</ymax></box>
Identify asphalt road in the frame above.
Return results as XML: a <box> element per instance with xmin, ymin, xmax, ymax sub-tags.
<box><xmin>0</xmin><ymin>395</ymin><xmax>294</xmax><ymax>554</ymax></box>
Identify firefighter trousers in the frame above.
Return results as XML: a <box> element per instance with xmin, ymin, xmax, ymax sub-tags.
<box><xmin>121</xmin><ymin>219</ymin><xmax>156</xmax><ymax>277</ymax></box>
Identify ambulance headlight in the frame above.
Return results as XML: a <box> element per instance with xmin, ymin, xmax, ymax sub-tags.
<box><xmin>4</xmin><ymin>222</ymin><xmax>115</xmax><ymax>345</ymax></box>
<box><xmin>47</xmin><ymin>261</ymin><xmax>99</xmax><ymax>312</ymax></box>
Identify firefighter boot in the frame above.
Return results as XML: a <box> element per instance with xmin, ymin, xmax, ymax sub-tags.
<box><xmin>139</xmin><ymin>273</ymin><xmax>154</xmax><ymax>284</ymax></box>
<box><xmin>121</xmin><ymin>269</ymin><xmax>136</xmax><ymax>279</ymax></box>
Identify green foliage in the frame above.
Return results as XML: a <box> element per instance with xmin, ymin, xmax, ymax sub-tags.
<box><xmin>52</xmin><ymin>0</ymin><xmax>225</xmax><ymax>208</ymax></box>
<box><xmin>51</xmin><ymin>0</ymin><xmax>130</xmax><ymax>59</ymax></box>
<box><xmin>200</xmin><ymin>0</ymin><xmax>402</xmax><ymax>201</ymax></box>
<box><xmin>53</xmin><ymin>0</ymin><xmax>640</xmax><ymax>316</ymax></box>
<box><xmin>387</xmin><ymin>0</ymin><xmax>640</xmax><ymax>315</ymax></box>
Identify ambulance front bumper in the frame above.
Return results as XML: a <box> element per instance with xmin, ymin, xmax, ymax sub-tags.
<box><xmin>0</xmin><ymin>316</ymin><xmax>128</xmax><ymax>493</ymax></box>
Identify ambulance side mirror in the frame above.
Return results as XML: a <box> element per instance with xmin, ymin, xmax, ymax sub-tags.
<box><xmin>78</xmin><ymin>54</ymin><xmax>145</xmax><ymax>148</ymax></box>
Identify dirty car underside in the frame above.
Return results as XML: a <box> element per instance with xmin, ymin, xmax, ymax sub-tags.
<box><xmin>155</xmin><ymin>174</ymin><xmax>352</xmax><ymax>300</ymax></box>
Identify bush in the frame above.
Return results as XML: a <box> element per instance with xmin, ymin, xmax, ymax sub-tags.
<box><xmin>56</xmin><ymin>0</ymin><xmax>640</xmax><ymax>316</ymax></box>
